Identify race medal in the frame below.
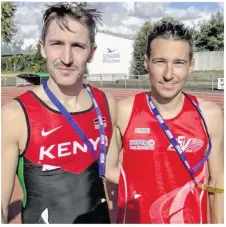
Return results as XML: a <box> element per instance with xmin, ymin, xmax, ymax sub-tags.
<box><xmin>196</xmin><ymin>183</ymin><xmax>224</xmax><ymax>194</ymax></box>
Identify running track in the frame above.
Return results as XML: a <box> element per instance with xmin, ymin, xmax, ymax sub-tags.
<box><xmin>1</xmin><ymin>86</ymin><xmax>224</xmax><ymax>108</ymax></box>
<box><xmin>1</xmin><ymin>86</ymin><xmax>224</xmax><ymax>224</ymax></box>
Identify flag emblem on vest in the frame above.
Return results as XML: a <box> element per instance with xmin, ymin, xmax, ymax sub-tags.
<box><xmin>94</xmin><ymin>117</ymin><xmax>107</xmax><ymax>129</ymax></box>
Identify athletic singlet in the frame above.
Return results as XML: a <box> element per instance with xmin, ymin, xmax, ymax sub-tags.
<box><xmin>15</xmin><ymin>86</ymin><xmax>112</xmax><ymax>224</ymax></box>
<box><xmin>117</xmin><ymin>92</ymin><xmax>209</xmax><ymax>224</ymax></box>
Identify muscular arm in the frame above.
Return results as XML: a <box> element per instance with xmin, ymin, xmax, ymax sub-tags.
<box><xmin>1</xmin><ymin>101</ymin><xmax>23</xmax><ymax>223</ymax></box>
<box><xmin>104</xmin><ymin>93</ymin><xmax>122</xmax><ymax>184</ymax></box>
<box><xmin>199</xmin><ymin>99</ymin><xmax>224</xmax><ymax>223</ymax></box>
<box><xmin>105</xmin><ymin>95</ymin><xmax>135</xmax><ymax>184</ymax></box>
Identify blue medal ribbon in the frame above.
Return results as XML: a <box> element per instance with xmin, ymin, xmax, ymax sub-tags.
<box><xmin>43</xmin><ymin>81</ymin><xmax>106</xmax><ymax>177</ymax></box>
<box><xmin>147</xmin><ymin>92</ymin><xmax>212</xmax><ymax>184</ymax></box>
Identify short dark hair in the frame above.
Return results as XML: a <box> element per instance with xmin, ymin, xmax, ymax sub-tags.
<box><xmin>146</xmin><ymin>21</ymin><xmax>194</xmax><ymax>60</ymax></box>
<box><xmin>41</xmin><ymin>2</ymin><xmax>102</xmax><ymax>45</ymax></box>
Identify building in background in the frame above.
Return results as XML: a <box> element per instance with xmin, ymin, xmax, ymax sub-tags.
<box><xmin>88</xmin><ymin>31</ymin><xmax>135</xmax><ymax>79</ymax></box>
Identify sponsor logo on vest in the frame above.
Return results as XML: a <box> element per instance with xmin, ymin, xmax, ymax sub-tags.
<box><xmin>167</xmin><ymin>136</ymin><xmax>204</xmax><ymax>153</ymax></box>
<box><xmin>39</xmin><ymin>136</ymin><xmax>108</xmax><ymax>161</ymax></box>
<box><xmin>135</xmin><ymin>128</ymin><xmax>150</xmax><ymax>134</ymax></box>
<box><xmin>41</xmin><ymin>126</ymin><xmax>62</xmax><ymax>137</ymax></box>
<box><xmin>129</xmin><ymin>139</ymin><xmax>155</xmax><ymax>150</ymax></box>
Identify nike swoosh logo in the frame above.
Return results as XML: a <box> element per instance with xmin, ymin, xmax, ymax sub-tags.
<box><xmin>41</xmin><ymin>126</ymin><xmax>62</xmax><ymax>136</ymax></box>
<box><xmin>134</xmin><ymin>193</ymin><xmax>141</xmax><ymax>199</ymax></box>
<box><xmin>42</xmin><ymin>164</ymin><xmax>60</xmax><ymax>172</ymax></box>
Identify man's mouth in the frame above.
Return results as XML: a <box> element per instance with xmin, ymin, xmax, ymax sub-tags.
<box><xmin>57</xmin><ymin>68</ymin><xmax>75</xmax><ymax>72</ymax></box>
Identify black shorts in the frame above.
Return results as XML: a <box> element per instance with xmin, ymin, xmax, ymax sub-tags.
<box><xmin>20</xmin><ymin>159</ymin><xmax>110</xmax><ymax>224</ymax></box>
<box><xmin>73</xmin><ymin>201</ymin><xmax>110</xmax><ymax>223</ymax></box>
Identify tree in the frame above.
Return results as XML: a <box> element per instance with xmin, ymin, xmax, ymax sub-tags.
<box><xmin>193</xmin><ymin>11</ymin><xmax>224</xmax><ymax>51</ymax></box>
<box><xmin>1</xmin><ymin>2</ymin><xmax>17</xmax><ymax>44</ymax></box>
<box><xmin>131</xmin><ymin>17</ymin><xmax>178</xmax><ymax>75</ymax></box>
<box><xmin>131</xmin><ymin>21</ymin><xmax>153</xmax><ymax>75</ymax></box>
<box><xmin>32</xmin><ymin>42</ymin><xmax>47</xmax><ymax>72</ymax></box>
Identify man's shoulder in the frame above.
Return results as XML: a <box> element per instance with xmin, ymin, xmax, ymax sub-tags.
<box><xmin>118</xmin><ymin>95</ymin><xmax>135</xmax><ymax>109</ymax></box>
<box><xmin>197</xmin><ymin>98</ymin><xmax>223</xmax><ymax>137</ymax></box>
<box><xmin>2</xmin><ymin>99</ymin><xmax>25</xmax><ymax>122</ymax></box>
<box><xmin>88</xmin><ymin>86</ymin><xmax>114</xmax><ymax>101</ymax></box>
<box><xmin>118</xmin><ymin>91</ymin><xmax>146</xmax><ymax>109</ymax></box>
<box><xmin>198</xmin><ymin>98</ymin><xmax>223</xmax><ymax>119</ymax></box>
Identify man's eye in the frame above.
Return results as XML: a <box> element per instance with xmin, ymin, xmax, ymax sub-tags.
<box><xmin>72</xmin><ymin>44</ymin><xmax>84</xmax><ymax>49</ymax></box>
<box><xmin>51</xmin><ymin>43</ymin><xmax>61</xmax><ymax>46</ymax></box>
<box><xmin>175</xmin><ymin>61</ymin><xmax>185</xmax><ymax>65</ymax></box>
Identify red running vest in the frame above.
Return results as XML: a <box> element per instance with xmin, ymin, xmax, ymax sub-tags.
<box><xmin>16</xmin><ymin>86</ymin><xmax>112</xmax><ymax>174</ymax></box>
<box><xmin>117</xmin><ymin>92</ymin><xmax>209</xmax><ymax>224</ymax></box>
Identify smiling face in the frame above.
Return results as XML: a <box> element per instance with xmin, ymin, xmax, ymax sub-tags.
<box><xmin>144</xmin><ymin>38</ymin><xmax>194</xmax><ymax>100</ymax></box>
<box><xmin>40</xmin><ymin>16</ymin><xmax>96</xmax><ymax>87</ymax></box>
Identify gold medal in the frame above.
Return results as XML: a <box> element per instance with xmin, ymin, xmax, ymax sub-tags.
<box><xmin>196</xmin><ymin>183</ymin><xmax>224</xmax><ymax>194</ymax></box>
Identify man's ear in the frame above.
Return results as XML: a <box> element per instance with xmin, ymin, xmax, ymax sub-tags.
<box><xmin>87</xmin><ymin>44</ymin><xmax>97</xmax><ymax>63</ymax></box>
<box><xmin>144</xmin><ymin>54</ymin><xmax>149</xmax><ymax>71</ymax></box>
<box><xmin>188</xmin><ymin>58</ymin><xmax>195</xmax><ymax>74</ymax></box>
<box><xmin>39</xmin><ymin>40</ymin><xmax>46</xmax><ymax>59</ymax></box>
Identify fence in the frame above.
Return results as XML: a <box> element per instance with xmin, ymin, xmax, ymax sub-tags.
<box><xmin>193</xmin><ymin>51</ymin><xmax>224</xmax><ymax>71</ymax></box>
<box><xmin>1</xmin><ymin>71</ymin><xmax>224</xmax><ymax>92</ymax></box>
<box><xmin>84</xmin><ymin>73</ymin><xmax>224</xmax><ymax>91</ymax></box>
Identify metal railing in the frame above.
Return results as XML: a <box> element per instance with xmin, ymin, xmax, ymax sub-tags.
<box><xmin>1</xmin><ymin>73</ymin><xmax>224</xmax><ymax>92</ymax></box>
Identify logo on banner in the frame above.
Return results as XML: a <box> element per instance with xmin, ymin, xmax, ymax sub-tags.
<box><xmin>103</xmin><ymin>48</ymin><xmax>120</xmax><ymax>63</ymax></box>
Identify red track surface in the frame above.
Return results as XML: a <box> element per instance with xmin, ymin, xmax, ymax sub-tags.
<box><xmin>1</xmin><ymin>86</ymin><xmax>224</xmax><ymax>223</ymax></box>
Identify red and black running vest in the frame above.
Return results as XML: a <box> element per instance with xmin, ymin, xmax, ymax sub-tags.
<box><xmin>117</xmin><ymin>92</ymin><xmax>209</xmax><ymax>224</ymax></box>
<box><xmin>15</xmin><ymin>86</ymin><xmax>112</xmax><ymax>224</ymax></box>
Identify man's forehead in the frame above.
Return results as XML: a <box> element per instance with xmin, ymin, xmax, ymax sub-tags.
<box><xmin>151</xmin><ymin>38</ymin><xmax>189</xmax><ymax>47</ymax></box>
<box><xmin>150</xmin><ymin>38</ymin><xmax>190</xmax><ymax>57</ymax></box>
<box><xmin>46</xmin><ymin>17</ymin><xmax>89</xmax><ymax>38</ymax></box>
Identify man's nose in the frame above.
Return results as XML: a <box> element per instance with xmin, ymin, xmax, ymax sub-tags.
<box><xmin>60</xmin><ymin>46</ymin><xmax>73</xmax><ymax>65</ymax></box>
<box><xmin>163</xmin><ymin>64</ymin><xmax>174</xmax><ymax>81</ymax></box>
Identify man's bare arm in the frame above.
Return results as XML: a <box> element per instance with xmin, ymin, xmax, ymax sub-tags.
<box><xmin>1</xmin><ymin>101</ymin><xmax>23</xmax><ymax>223</ymax></box>
<box><xmin>104</xmin><ymin>93</ymin><xmax>121</xmax><ymax>184</ymax></box>
<box><xmin>105</xmin><ymin>95</ymin><xmax>135</xmax><ymax>184</ymax></box>
<box><xmin>200</xmin><ymin>99</ymin><xmax>224</xmax><ymax>223</ymax></box>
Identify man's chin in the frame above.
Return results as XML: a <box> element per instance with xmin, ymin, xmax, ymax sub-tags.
<box><xmin>53</xmin><ymin>74</ymin><xmax>82</xmax><ymax>86</ymax></box>
<box><xmin>156</xmin><ymin>89</ymin><xmax>182</xmax><ymax>101</ymax></box>
<box><xmin>56</xmin><ymin>80</ymin><xmax>81</xmax><ymax>87</ymax></box>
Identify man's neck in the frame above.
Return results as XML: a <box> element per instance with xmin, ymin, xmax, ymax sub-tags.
<box><xmin>46</xmin><ymin>78</ymin><xmax>85</xmax><ymax>104</ymax></box>
<box><xmin>150</xmin><ymin>90</ymin><xmax>184</xmax><ymax>119</ymax></box>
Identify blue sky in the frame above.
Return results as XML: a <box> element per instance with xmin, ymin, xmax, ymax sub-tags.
<box><xmin>6</xmin><ymin>1</ymin><xmax>225</xmax><ymax>49</ymax></box>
